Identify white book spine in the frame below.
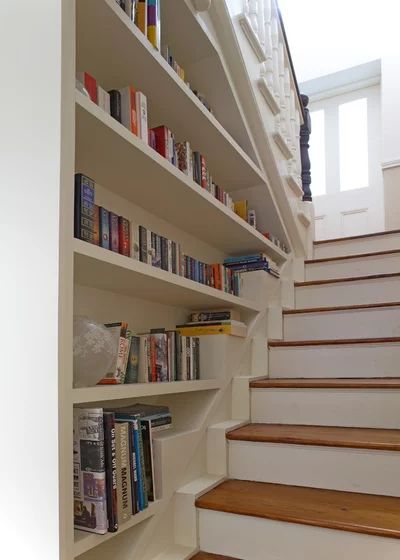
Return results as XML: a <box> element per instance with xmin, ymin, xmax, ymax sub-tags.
<box><xmin>97</xmin><ymin>86</ymin><xmax>110</xmax><ymax>115</ymax></box>
<box><xmin>146</xmin><ymin>228</ymin><xmax>153</xmax><ymax>265</ymax></box>
<box><xmin>136</xmin><ymin>91</ymin><xmax>148</xmax><ymax>143</ymax></box>
<box><xmin>130</xmin><ymin>221</ymin><xmax>140</xmax><ymax>260</ymax></box>
<box><xmin>167</xmin><ymin>239</ymin><xmax>173</xmax><ymax>272</ymax></box>
<box><xmin>138</xmin><ymin>335</ymin><xmax>149</xmax><ymax>383</ymax></box>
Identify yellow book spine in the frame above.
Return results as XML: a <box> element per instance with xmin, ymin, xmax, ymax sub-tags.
<box><xmin>234</xmin><ymin>200</ymin><xmax>248</xmax><ymax>221</ymax></box>
<box><xmin>176</xmin><ymin>325</ymin><xmax>232</xmax><ymax>336</ymax></box>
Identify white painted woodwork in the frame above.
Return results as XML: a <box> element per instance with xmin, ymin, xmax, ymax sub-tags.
<box><xmin>251</xmin><ymin>388</ymin><xmax>400</xmax><ymax>428</ymax></box>
<box><xmin>237</xmin><ymin>13</ymin><xmax>267</xmax><ymax>62</ymax></box>
<box><xmin>229</xmin><ymin>440</ymin><xmax>400</xmax><ymax>496</ymax></box>
<box><xmin>207</xmin><ymin>420</ymin><xmax>247</xmax><ymax>476</ymax></box>
<box><xmin>284</xmin><ymin>305</ymin><xmax>400</xmax><ymax>340</ymax></box>
<box><xmin>269</xmin><ymin>341</ymin><xmax>400</xmax><ymax>378</ymax></box>
<box><xmin>295</xmin><ymin>275</ymin><xmax>400</xmax><ymax>308</ymax></box>
<box><xmin>313</xmin><ymin>232</ymin><xmax>400</xmax><ymax>259</ymax></box>
<box><xmin>198</xmin><ymin>509</ymin><xmax>400</xmax><ymax>560</ymax></box>
<box><xmin>306</xmin><ymin>251</ymin><xmax>400</xmax><ymax>280</ymax></box>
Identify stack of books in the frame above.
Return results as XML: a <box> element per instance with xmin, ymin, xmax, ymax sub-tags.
<box><xmin>176</xmin><ymin>309</ymin><xmax>247</xmax><ymax>338</ymax></box>
<box><xmin>224</xmin><ymin>253</ymin><xmax>280</xmax><ymax>279</ymax></box>
<box><xmin>115</xmin><ymin>0</ymin><xmax>161</xmax><ymax>51</ymax></box>
<box><xmin>83</xmin><ymin>322</ymin><xmax>200</xmax><ymax>385</ymax></box>
<box><xmin>73</xmin><ymin>403</ymin><xmax>171</xmax><ymax>534</ymax></box>
<box><xmin>74</xmin><ymin>174</ymin><xmax>242</xmax><ymax>296</ymax></box>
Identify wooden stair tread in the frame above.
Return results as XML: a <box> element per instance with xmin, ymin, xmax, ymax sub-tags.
<box><xmin>314</xmin><ymin>229</ymin><xmax>400</xmax><ymax>245</ymax></box>
<box><xmin>196</xmin><ymin>479</ymin><xmax>400</xmax><ymax>539</ymax></box>
<box><xmin>295</xmin><ymin>272</ymin><xmax>400</xmax><ymax>287</ymax></box>
<box><xmin>227</xmin><ymin>423</ymin><xmax>400</xmax><ymax>451</ymax></box>
<box><xmin>250</xmin><ymin>377</ymin><xmax>400</xmax><ymax>389</ymax></box>
<box><xmin>306</xmin><ymin>249</ymin><xmax>400</xmax><ymax>264</ymax></box>
<box><xmin>269</xmin><ymin>337</ymin><xmax>400</xmax><ymax>347</ymax></box>
<box><xmin>283</xmin><ymin>302</ymin><xmax>400</xmax><ymax>315</ymax></box>
<box><xmin>191</xmin><ymin>553</ymin><xmax>241</xmax><ymax>560</ymax></box>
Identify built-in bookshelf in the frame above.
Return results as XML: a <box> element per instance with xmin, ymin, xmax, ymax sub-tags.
<box><xmin>63</xmin><ymin>1</ymin><xmax>292</xmax><ymax>559</ymax></box>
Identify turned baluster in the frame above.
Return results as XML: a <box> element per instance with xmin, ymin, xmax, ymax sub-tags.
<box><xmin>300</xmin><ymin>94</ymin><xmax>312</xmax><ymax>201</ymax></box>
<box><xmin>261</xmin><ymin>0</ymin><xmax>274</xmax><ymax>89</ymax></box>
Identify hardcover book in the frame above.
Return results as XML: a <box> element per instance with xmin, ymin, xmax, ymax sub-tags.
<box><xmin>93</xmin><ymin>204</ymin><xmax>100</xmax><ymax>246</ymax></box>
<box><xmin>147</xmin><ymin>0</ymin><xmax>160</xmax><ymax>50</ymax></box>
<box><xmin>73</xmin><ymin>408</ymin><xmax>108</xmax><ymax>534</ymax></box>
<box><xmin>98</xmin><ymin>322</ymin><xmax>129</xmax><ymax>384</ymax></box>
<box><xmin>136</xmin><ymin>91</ymin><xmax>148</xmax><ymax>143</ymax></box>
<box><xmin>109</xmin><ymin>90</ymin><xmax>122</xmax><ymax>123</ymax></box>
<box><xmin>135</xmin><ymin>0</ymin><xmax>147</xmax><ymax>35</ymax></box>
<box><xmin>109</xmin><ymin>212</ymin><xmax>119</xmax><ymax>252</ymax></box>
<box><xmin>118</xmin><ymin>216</ymin><xmax>131</xmax><ymax>257</ymax></box>
<box><xmin>103</xmin><ymin>412</ymin><xmax>118</xmax><ymax>532</ymax></box>
<box><xmin>97</xmin><ymin>86</ymin><xmax>111</xmax><ymax>115</ymax></box>
<box><xmin>115</xmin><ymin>422</ymin><xmax>133</xmax><ymax>523</ymax></box>
<box><xmin>76</xmin><ymin>72</ymin><xmax>98</xmax><ymax>104</ymax></box>
<box><xmin>99</xmin><ymin>207</ymin><xmax>110</xmax><ymax>249</ymax></box>
<box><xmin>74</xmin><ymin>173</ymin><xmax>95</xmax><ymax>243</ymax></box>
<box><xmin>125</xmin><ymin>335</ymin><xmax>140</xmax><ymax>383</ymax></box>
<box><xmin>120</xmin><ymin>86</ymin><xmax>138</xmax><ymax>135</ymax></box>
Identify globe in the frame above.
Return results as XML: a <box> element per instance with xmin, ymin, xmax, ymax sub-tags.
<box><xmin>73</xmin><ymin>316</ymin><xmax>118</xmax><ymax>388</ymax></box>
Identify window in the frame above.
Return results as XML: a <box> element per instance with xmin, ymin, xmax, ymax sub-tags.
<box><xmin>339</xmin><ymin>98</ymin><xmax>369</xmax><ymax>191</ymax></box>
<box><xmin>309</xmin><ymin>110</ymin><xmax>326</xmax><ymax>196</ymax></box>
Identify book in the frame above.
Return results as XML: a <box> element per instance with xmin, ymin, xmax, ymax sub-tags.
<box><xmin>98</xmin><ymin>322</ymin><xmax>129</xmax><ymax>384</ymax></box>
<box><xmin>151</xmin><ymin>125</ymin><xmax>169</xmax><ymax>159</ymax></box>
<box><xmin>136</xmin><ymin>91</ymin><xmax>148</xmax><ymax>143</ymax></box>
<box><xmin>139</xmin><ymin>418</ymin><xmax>156</xmax><ymax>501</ymax></box>
<box><xmin>109</xmin><ymin>212</ymin><xmax>119</xmax><ymax>253</ymax></box>
<box><xmin>124</xmin><ymin>0</ymin><xmax>136</xmax><ymax>19</ymax></box>
<box><xmin>109</xmin><ymin>89</ymin><xmax>122</xmax><ymax>123</ymax></box>
<box><xmin>93</xmin><ymin>204</ymin><xmax>100</xmax><ymax>246</ymax></box>
<box><xmin>127</xmin><ymin>421</ymin><xmax>139</xmax><ymax>514</ymax></box>
<box><xmin>190</xmin><ymin>310</ymin><xmax>240</xmax><ymax>322</ymax></box>
<box><xmin>200</xmin><ymin>155</ymin><xmax>208</xmax><ymax>189</ymax></box>
<box><xmin>176</xmin><ymin>322</ymin><xmax>247</xmax><ymax>338</ymax></box>
<box><xmin>147</xmin><ymin>0</ymin><xmax>160</xmax><ymax>50</ymax></box>
<box><xmin>76</xmin><ymin>72</ymin><xmax>98</xmax><ymax>104</ymax></box>
<box><xmin>125</xmin><ymin>335</ymin><xmax>140</xmax><ymax>383</ymax></box>
<box><xmin>97</xmin><ymin>86</ymin><xmax>111</xmax><ymax>115</ymax></box>
<box><xmin>151</xmin><ymin>332</ymin><xmax>168</xmax><ymax>382</ymax></box>
<box><xmin>248</xmin><ymin>209</ymin><xmax>256</xmax><ymax>228</ymax></box>
<box><xmin>99</xmin><ymin>207</ymin><xmax>110</xmax><ymax>249</ymax></box>
<box><xmin>118</xmin><ymin>216</ymin><xmax>131</xmax><ymax>257</ymax></box>
<box><xmin>176</xmin><ymin>141</ymin><xmax>192</xmax><ymax>176</ymax></box>
<box><xmin>115</xmin><ymin>422</ymin><xmax>133</xmax><ymax>523</ymax></box>
<box><xmin>135</xmin><ymin>0</ymin><xmax>147</xmax><ymax>35</ymax></box>
<box><xmin>234</xmin><ymin>200</ymin><xmax>248</xmax><ymax>221</ymax></box>
<box><xmin>73</xmin><ymin>408</ymin><xmax>108</xmax><ymax>534</ymax></box>
<box><xmin>74</xmin><ymin>173</ymin><xmax>95</xmax><ymax>243</ymax></box>
<box><xmin>120</xmin><ymin>86</ymin><xmax>138</xmax><ymax>135</ymax></box>
<box><xmin>130</xmin><ymin>221</ymin><xmax>140</xmax><ymax>260</ymax></box>
<box><xmin>103</xmin><ymin>412</ymin><xmax>118</xmax><ymax>532</ymax></box>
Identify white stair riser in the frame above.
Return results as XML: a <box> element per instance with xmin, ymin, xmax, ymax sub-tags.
<box><xmin>269</xmin><ymin>343</ymin><xmax>400</xmax><ymax>378</ymax></box>
<box><xmin>284</xmin><ymin>307</ymin><xmax>400</xmax><ymax>340</ymax></box>
<box><xmin>198</xmin><ymin>509</ymin><xmax>400</xmax><ymax>560</ymax></box>
<box><xmin>314</xmin><ymin>234</ymin><xmax>400</xmax><ymax>259</ymax></box>
<box><xmin>306</xmin><ymin>253</ymin><xmax>400</xmax><ymax>281</ymax></box>
<box><xmin>251</xmin><ymin>388</ymin><xmax>400</xmax><ymax>428</ymax></box>
<box><xmin>295</xmin><ymin>276</ymin><xmax>400</xmax><ymax>308</ymax></box>
<box><xmin>229</xmin><ymin>441</ymin><xmax>400</xmax><ymax>496</ymax></box>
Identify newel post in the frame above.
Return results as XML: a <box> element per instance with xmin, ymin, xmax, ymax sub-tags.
<box><xmin>300</xmin><ymin>94</ymin><xmax>312</xmax><ymax>202</ymax></box>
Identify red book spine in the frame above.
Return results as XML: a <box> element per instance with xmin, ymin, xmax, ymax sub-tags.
<box><xmin>200</xmin><ymin>155</ymin><xmax>207</xmax><ymax>189</ymax></box>
<box><xmin>93</xmin><ymin>204</ymin><xmax>100</xmax><ymax>246</ymax></box>
<box><xmin>118</xmin><ymin>217</ymin><xmax>131</xmax><ymax>257</ymax></box>
<box><xmin>152</xmin><ymin>126</ymin><xmax>168</xmax><ymax>158</ymax></box>
<box><xmin>129</xmin><ymin>87</ymin><xmax>138</xmax><ymax>135</ymax></box>
<box><xmin>84</xmin><ymin>72</ymin><xmax>98</xmax><ymax>104</ymax></box>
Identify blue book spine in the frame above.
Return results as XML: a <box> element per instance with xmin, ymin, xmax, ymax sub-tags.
<box><xmin>99</xmin><ymin>207</ymin><xmax>110</xmax><ymax>249</ymax></box>
<box><xmin>125</xmin><ymin>336</ymin><xmax>140</xmax><ymax>383</ymax></box>
<box><xmin>109</xmin><ymin>212</ymin><xmax>119</xmax><ymax>252</ymax></box>
<box><xmin>224</xmin><ymin>253</ymin><xmax>265</xmax><ymax>264</ymax></box>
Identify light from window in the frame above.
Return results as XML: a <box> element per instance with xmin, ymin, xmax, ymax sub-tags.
<box><xmin>339</xmin><ymin>98</ymin><xmax>369</xmax><ymax>191</ymax></box>
<box><xmin>309</xmin><ymin>110</ymin><xmax>326</xmax><ymax>196</ymax></box>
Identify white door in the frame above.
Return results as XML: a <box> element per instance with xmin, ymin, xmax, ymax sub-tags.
<box><xmin>310</xmin><ymin>84</ymin><xmax>384</xmax><ymax>240</ymax></box>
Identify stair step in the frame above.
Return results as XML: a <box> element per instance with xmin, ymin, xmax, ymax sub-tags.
<box><xmin>295</xmin><ymin>273</ymin><xmax>400</xmax><ymax>308</ymax></box>
<box><xmin>191</xmin><ymin>553</ymin><xmax>241</xmax><ymax>560</ymax></box>
<box><xmin>305</xmin><ymin>250</ymin><xmax>400</xmax><ymax>282</ymax></box>
<box><xmin>314</xmin><ymin>228</ymin><xmax>400</xmax><ymax>245</ymax></box>
<box><xmin>250</xmin><ymin>377</ymin><xmax>400</xmax><ymax>388</ymax></box>
<box><xmin>227</xmin><ymin>424</ymin><xmax>400</xmax><ymax>451</ymax></box>
<box><xmin>284</xmin><ymin>301</ymin><xmax>400</xmax><ymax>314</ymax></box>
<box><xmin>269</xmin><ymin>336</ymin><xmax>400</xmax><ymax>347</ymax></box>
<box><xmin>250</xmin><ymin>378</ymin><xmax>400</xmax><ymax>429</ymax></box>
<box><xmin>313</xmin><ymin>229</ymin><xmax>400</xmax><ymax>259</ymax></box>
<box><xmin>196</xmin><ymin>479</ymin><xmax>400</xmax><ymax>539</ymax></box>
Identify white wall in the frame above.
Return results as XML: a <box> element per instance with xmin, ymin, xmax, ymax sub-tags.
<box><xmin>310</xmin><ymin>84</ymin><xmax>384</xmax><ymax>239</ymax></box>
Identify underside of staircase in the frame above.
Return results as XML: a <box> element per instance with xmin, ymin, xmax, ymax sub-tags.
<box><xmin>194</xmin><ymin>230</ymin><xmax>400</xmax><ymax>560</ymax></box>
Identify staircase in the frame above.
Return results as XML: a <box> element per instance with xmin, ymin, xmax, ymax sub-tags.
<box><xmin>195</xmin><ymin>230</ymin><xmax>400</xmax><ymax>560</ymax></box>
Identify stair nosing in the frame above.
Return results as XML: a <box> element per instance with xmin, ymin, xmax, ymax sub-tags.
<box><xmin>295</xmin><ymin>272</ymin><xmax>400</xmax><ymax>287</ymax></box>
<box><xmin>314</xmin><ymin>229</ymin><xmax>400</xmax><ymax>245</ymax></box>
<box><xmin>269</xmin><ymin>337</ymin><xmax>400</xmax><ymax>348</ymax></box>
<box><xmin>283</xmin><ymin>302</ymin><xmax>400</xmax><ymax>315</ymax></box>
<box><xmin>226</xmin><ymin>423</ymin><xmax>400</xmax><ymax>451</ymax></box>
<box><xmin>306</xmin><ymin>249</ymin><xmax>400</xmax><ymax>265</ymax></box>
<box><xmin>249</xmin><ymin>377</ymin><xmax>400</xmax><ymax>389</ymax></box>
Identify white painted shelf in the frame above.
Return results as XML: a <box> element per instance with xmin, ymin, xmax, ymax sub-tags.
<box><xmin>75</xmin><ymin>91</ymin><xmax>287</xmax><ymax>263</ymax></box>
<box><xmin>73</xmin><ymin>379</ymin><xmax>222</xmax><ymax>404</ymax></box>
<box><xmin>73</xmin><ymin>239</ymin><xmax>262</xmax><ymax>314</ymax></box>
<box><xmin>76</xmin><ymin>0</ymin><xmax>263</xmax><ymax>190</ymax></box>
<box><xmin>74</xmin><ymin>499</ymin><xmax>163</xmax><ymax>557</ymax></box>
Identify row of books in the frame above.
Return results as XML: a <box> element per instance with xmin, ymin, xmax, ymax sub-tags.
<box><xmin>74</xmin><ymin>403</ymin><xmax>170</xmax><ymax>534</ymax></box>
<box><xmin>74</xmin><ymin>173</ymin><xmax>242</xmax><ymax>296</ymax></box>
<box><xmin>115</xmin><ymin>0</ymin><xmax>161</xmax><ymax>50</ymax></box>
<box><xmin>98</xmin><ymin>322</ymin><xmax>201</xmax><ymax>385</ymax></box>
<box><xmin>263</xmin><ymin>231</ymin><xmax>289</xmax><ymax>254</ymax></box>
<box><xmin>224</xmin><ymin>253</ymin><xmax>280</xmax><ymax>278</ymax></box>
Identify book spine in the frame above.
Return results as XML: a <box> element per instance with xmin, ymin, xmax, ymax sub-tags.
<box><xmin>103</xmin><ymin>412</ymin><xmax>118</xmax><ymax>532</ymax></box>
<box><xmin>99</xmin><ymin>207</ymin><xmax>110</xmax><ymax>249</ymax></box>
<box><xmin>120</xmin><ymin>86</ymin><xmax>137</xmax><ymax>135</ymax></box>
<box><xmin>177</xmin><ymin>325</ymin><xmax>233</xmax><ymax>336</ymax></box>
<box><xmin>138</xmin><ymin>335</ymin><xmax>150</xmax><ymax>383</ymax></box>
<box><xmin>200</xmin><ymin>155</ymin><xmax>207</xmax><ymax>189</ymax></box>
<box><xmin>140</xmin><ymin>419</ymin><xmax>156</xmax><ymax>502</ymax></box>
<box><xmin>109</xmin><ymin>212</ymin><xmax>119</xmax><ymax>252</ymax></box>
<box><xmin>74</xmin><ymin>173</ymin><xmax>95</xmax><ymax>243</ymax></box>
<box><xmin>160</xmin><ymin>237</ymin><xmax>168</xmax><ymax>271</ymax></box>
<box><xmin>118</xmin><ymin>216</ymin><xmax>131</xmax><ymax>257</ymax></box>
<box><xmin>115</xmin><ymin>422</ymin><xmax>133</xmax><ymax>522</ymax></box>
<box><xmin>109</xmin><ymin>89</ymin><xmax>122</xmax><ymax>123</ymax></box>
<box><xmin>77</xmin><ymin>72</ymin><xmax>98</xmax><ymax>104</ymax></box>
<box><xmin>125</xmin><ymin>335</ymin><xmax>140</xmax><ymax>383</ymax></box>
<box><xmin>136</xmin><ymin>91</ymin><xmax>148</xmax><ymax>143</ymax></box>
<box><xmin>135</xmin><ymin>0</ymin><xmax>147</xmax><ymax>35</ymax></box>
<box><xmin>130</xmin><ymin>221</ymin><xmax>140</xmax><ymax>260</ymax></box>
<box><xmin>97</xmin><ymin>85</ymin><xmax>111</xmax><ymax>114</ymax></box>
<box><xmin>139</xmin><ymin>225</ymin><xmax>148</xmax><ymax>263</ymax></box>
<box><xmin>128</xmin><ymin>422</ymin><xmax>139</xmax><ymax>515</ymax></box>
<box><xmin>147</xmin><ymin>0</ymin><xmax>160</xmax><ymax>49</ymax></box>
<box><xmin>93</xmin><ymin>204</ymin><xmax>100</xmax><ymax>246</ymax></box>
<box><xmin>194</xmin><ymin>337</ymin><xmax>200</xmax><ymax>379</ymax></box>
